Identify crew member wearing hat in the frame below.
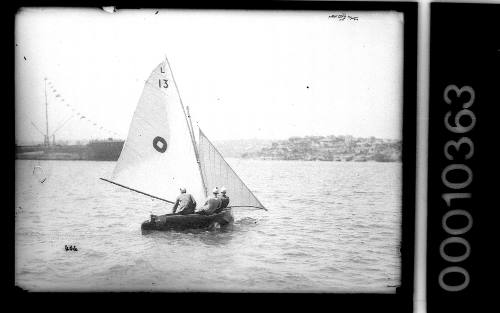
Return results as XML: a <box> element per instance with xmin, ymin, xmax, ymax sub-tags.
<box><xmin>214</xmin><ymin>186</ymin><xmax>230</xmax><ymax>213</ymax></box>
<box><xmin>172</xmin><ymin>187</ymin><xmax>197</xmax><ymax>215</ymax></box>
<box><xmin>196</xmin><ymin>187</ymin><xmax>221</xmax><ymax>215</ymax></box>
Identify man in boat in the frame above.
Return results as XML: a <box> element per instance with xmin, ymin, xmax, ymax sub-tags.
<box><xmin>214</xmin><ymin>186</ymin><xmax>230</xmax><ymax>213</ymax></box>
<box><xmin>196</xmin><ymin>187</ymin><xmax>222</xmax><ymax>215</ymax></box>
<box><xmin>172</xmin><ymin>187</ymin><xmax>197</xmax><ymax>215</ymax></box>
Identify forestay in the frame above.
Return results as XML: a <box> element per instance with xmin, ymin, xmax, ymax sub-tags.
<box><xmin>109</xmin><ymin>61</ymin><xmax>206</xmax><ymax>204</ymax></box>
<box><xmin>198</xmin><ymin>129</ymin><xmax>265</xmax><ymax>209</ymax></box>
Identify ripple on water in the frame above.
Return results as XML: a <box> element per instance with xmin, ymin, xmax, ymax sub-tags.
<box><xmin>15</xmin><ymin>159</ymin><xmax>402</xmax><ymax>292</ymax></box>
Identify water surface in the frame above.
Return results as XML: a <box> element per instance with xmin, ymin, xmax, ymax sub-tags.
<box><xmin>15</xmin><ymin>159</ymin><xmax>401</xmax><ymax>292</ymax></box>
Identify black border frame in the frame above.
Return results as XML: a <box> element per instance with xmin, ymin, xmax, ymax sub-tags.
<box><xmin>9</xmin><ymin>2</ymin><xmax>417</xmax><ymax>312</ymax></box>
<box><xmin>427</xmin><ymin>3</ymin><xmax>500</xmax><ymax>312</ymax></box>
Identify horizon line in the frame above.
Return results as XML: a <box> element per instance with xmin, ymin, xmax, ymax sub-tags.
<box><xmin>15</xmin><ymin>133</ymin><xmax>402</xmax><ymax>146</ymax></box>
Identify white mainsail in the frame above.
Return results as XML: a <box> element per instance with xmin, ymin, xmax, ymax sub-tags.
<box><xmin>108</xmin><ymin>60</ymin><xmax>206</xmax><ymax>204</ymax></box>
<box><xmin>198</xmin><ymin>129</ymin><xmax>265</xmax><ymax>209</ymax></box>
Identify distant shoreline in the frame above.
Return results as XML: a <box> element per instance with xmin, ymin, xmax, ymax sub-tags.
<box><xmin>235</xmin><ymin>156</ymin><xmax>401</xmax><ymax>163</ymax></box>
<box><xmin>17</xmin><ymin>134</ymin><xmax>402</xmax><ymax>163</ymax></box>
<box><xmin>217</xmin><ymin>135</ymin><xmax>402</xmax><ymax>163</ymax></box>
<box><xmin>16</xmin><ymin>156</ymin><xmax>400</xmax><ymax>163</ymax></box>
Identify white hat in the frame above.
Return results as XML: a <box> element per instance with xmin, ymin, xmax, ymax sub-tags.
<box><xmin>220</xmin><ymin>187</ymin><xmax>227</xmax><ymax>194</ymax></box>
<box><xmin>212</xmin><ymin>187</ymin><xmax>219</xmax><ymax>194</ymax></box>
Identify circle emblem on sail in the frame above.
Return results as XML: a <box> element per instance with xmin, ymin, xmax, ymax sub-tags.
<box><xmin>153</xmin><ymin>136</ymin><xmax>168</xmax><ymax>153</ymax></box>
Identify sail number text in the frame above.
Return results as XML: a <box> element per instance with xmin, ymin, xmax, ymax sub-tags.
<box><xmin>159</xmin><ymin>79</ymin><xmax>169</xmax><ymax>89</ymax></box>
<box><xmin>439</xmin><ymin>85</ymin><xmax>475</xmax><ymax>292</ymax></box>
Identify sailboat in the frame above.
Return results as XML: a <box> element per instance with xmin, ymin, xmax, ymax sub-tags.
<box><xmin>101</xmin><ymin>57</ymin><xmax>266</xmax><ymax>231</ymax></box>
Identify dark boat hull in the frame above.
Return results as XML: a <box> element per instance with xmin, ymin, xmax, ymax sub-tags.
<box><xmin>141</xmin><ymin>209</ymin><xmax>234</xmax><ymax>231</ymax></box>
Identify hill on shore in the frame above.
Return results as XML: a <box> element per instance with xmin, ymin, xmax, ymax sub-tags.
<box><xmin>214</xmin><ymin>135</ymin><xmax>401</xmax><ymax>162</ymax></box>
<box><xmin>212</xmin><ymin>139</ymin><xmax>273</xmax><ymax>158</ymax></box>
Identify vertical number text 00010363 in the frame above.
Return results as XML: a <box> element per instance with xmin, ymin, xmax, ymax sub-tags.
<box><xmin>438</xmin><ymin>85</ymin><xmax>476</xmax><ymax>292</ymax></box>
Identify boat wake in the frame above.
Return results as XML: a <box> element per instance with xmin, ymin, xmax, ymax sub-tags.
<box><xmin>235</xmin><ymin>217</ymin><xmax>259</xmax><ymax>225</ymax></box>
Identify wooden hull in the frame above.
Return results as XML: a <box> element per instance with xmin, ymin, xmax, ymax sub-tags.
<box><xmin>141</xmin><ymin>209</ymin><xmax>234</xmax><ymax>232</ymax></box>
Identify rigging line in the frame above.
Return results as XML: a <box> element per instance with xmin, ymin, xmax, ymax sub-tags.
<box><xmin>200</xmin><ymin>137</ymin><xmax>209</xmax><ymax>195</ymax></box>
<box><xmin>199</xmin><ymin>128</ymin><xmax>266</xmax><ymax>209</ymax></box>
<box><xmin>47</xmin><ymin>81</ymin><xmax>118</xmax><ymax>138</ymax></box>
<box><xmin>52</xmin><ymin>114</ymin><xmax>74</xmax><ymax>135</ymax></box>
<box><xmin>30</xmin><ymin>121</ymin><xmax>46</xmax><ymax>137</ymax></box>
<box><xmin>186</xmin><ymin>106</ymin><xmax>196</xmax><ymax>143</ymax></box>
<box><xmin>19</xmin><ymin>109</ymin><xmax>36</xmax><ymax>122</ymax></box>
<box><xmin>164</xmin><ymin>56</ymin><xmax>207</xmax><ymax>196</ymax></box>
<box><xmin>163</xmin><ymin>57</ymin><xmax>194</xmax><ymax>142</ymax></box>
<box><xmin>44</xmin><ymin>77</ymin><xmax>49</xmax><ymax>140</ymax></box>
<box><xmin>19</xmin><ymin>107</ymin><xmax>46</xmax><ymax>139</ymax></box>
<box><xmin>100</xmin><ymin>178</ymin><xmax>175</xmax><ymax>204</ymax></box>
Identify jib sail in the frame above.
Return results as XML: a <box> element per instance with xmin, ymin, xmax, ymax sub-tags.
<box><xmin>198</xmin><ymin>128</ymin><xmax>265</xmax><ymax>209</ymax></box>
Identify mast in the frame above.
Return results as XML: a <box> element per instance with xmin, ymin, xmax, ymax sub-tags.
<box><xmin>185</xmin><ymin>106</ymin><xmax>197</xmax><ymax>155</ymax></box>
<box><xmin>164</xmin><ymin>56</ymin><xmax>208</xmax><ymax>197</ymax></box>
<box><xmin>44</xmin><ymin>77</ymin><xmax>49</xmax><ymax>146</ymax></box>
<box><xmin>185</xmin><ymin>105</ymin><xmax>206</xmax><ymax>195</ymax></box>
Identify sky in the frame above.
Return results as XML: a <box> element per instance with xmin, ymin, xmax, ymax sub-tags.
<box><xmin>15</xmin><ymin>8</ymin><xmax>403</xmax><ymax>144</ymax></box>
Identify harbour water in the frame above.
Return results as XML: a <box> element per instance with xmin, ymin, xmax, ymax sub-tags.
<box><xmin>15</xmin><ymin>159</ymin><xmax>401</xmax><ymax>292</ymax></box>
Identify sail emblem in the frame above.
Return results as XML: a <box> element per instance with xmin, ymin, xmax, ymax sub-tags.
<box><xmin>153</xmin><ymin>136</ymin><xmax>168</xmax><ymax>153</ymax></box>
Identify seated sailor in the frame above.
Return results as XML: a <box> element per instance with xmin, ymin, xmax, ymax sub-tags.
<box><xmin>214</xmin><ymin>186</ymin><xmax>230</xmax><ymax>213</ymax></box>
<box><xmin>172</xmin><ymin>187</ymin><xmax>197</xmax><ymax>215</ymax></box>
<box><xmin>196</xmin><ymin>187</ymin><xmax>221</xmax><ymax>215</ymax></box>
